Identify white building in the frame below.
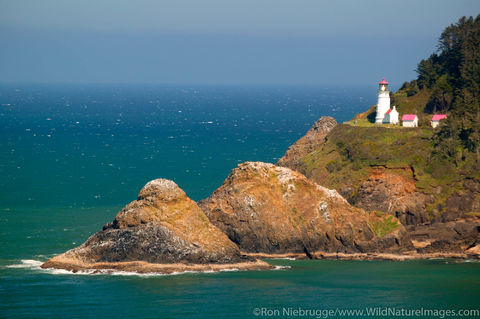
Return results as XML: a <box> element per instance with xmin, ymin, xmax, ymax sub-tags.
<box><xmin>375</xmin><ymin>78</ymin><xmax>391</xmax><ymax>124</ymax></box>
<box><xmin>402</xmin><ymin>114</ymin><xmax>418</xmax><ymax>127</ymax></box>
<box><xmin>431</xmin><ymin>114</ymin><xmax>447</xmax><ymax>128</ymax></box>
<box><xmin>383</xmin><ymin>106</ymin><xmax>399</xmax><ymax>125</ymax></box>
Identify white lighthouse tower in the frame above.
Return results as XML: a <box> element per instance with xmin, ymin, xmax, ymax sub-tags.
<box><xmin>375</xmin><ymin>77</ymin><xmax>391</xmax><ymax>124</ymax></box>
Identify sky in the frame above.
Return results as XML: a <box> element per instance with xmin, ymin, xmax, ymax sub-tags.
<box><xmin>1</xmin><ymin>0</ymin><xmax>479</xmax><ymax>88</ymax></box>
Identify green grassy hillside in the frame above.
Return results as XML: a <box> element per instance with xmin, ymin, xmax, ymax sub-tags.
<box><xmin>295</xmin><ymin>14</ymin><xmax>480</xmax><ymax>220</ymax></box>
<box><xmin>297</xmin><ymin>124</ymin><xmax>480</xmax><ymax>218</ymax></box>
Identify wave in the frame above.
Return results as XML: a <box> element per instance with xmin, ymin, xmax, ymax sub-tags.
<box><xmin>447</xmin><ymin>259</ymin><xmax>480</xmax><ymax>264</ymax></box>
<box><xmin>270</xmin><ymin>257</ymin><xmax>296</xmax><ymax>260</ymax></box>
<box><xmin>5</xmin><ymin>259</ymin><xmax>43</xmax><ymax>269</ymax></box>
<box><xmin>5</xmin><ymin>260</ymin><xmax>168</xmax><ymax>277</ymax></box>
<box><xmin>5</xmin><ymin>259</ymin><xmax>290</xmax><ymax>276</ymax></box>
<box><xmin>273</xmin><ymin>265</ymin><xmax>292</xmax><ymax>270</ymax></box>
<box><xmin>219</xmin><ymin>268</ymin><xmax>239</xmax><ymax>272</ymax></box>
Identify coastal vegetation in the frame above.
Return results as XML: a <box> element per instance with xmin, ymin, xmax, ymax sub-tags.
<box><xmin>368</xmin><ymin>212</ymin><xmax>401</xmax><ymax>238</ymax></box>
<box><xmin>399</xmin><ymin>14</ymin><xmax>480</xmax><ymax>162</ymax></box>
<box><xmin>295</xmin><ymin>123</ymin><xmax>478</xmax><ymax>219</ymax></box>
<box><xmin>355</xmin><ymin>15</ymin><xmax>479</xmax><ymax>163</ymax></box>
<box><xmin>311</xmin><ymin>15</ymin><xmax>480</xmax><ymax>220</ymax></box>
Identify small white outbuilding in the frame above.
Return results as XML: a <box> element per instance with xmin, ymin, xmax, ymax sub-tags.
<box><xmin>383</xmin><ymin>106</ymin><xmax>399</xmax><ymax>125</ymax></box>
<box><xmin>402</xmin><ymin>114</ymin><xmax>418</xmax><ymax>127</ymax></box>
<box><xmin>431</xmin><ymin>114</ymin><xmax>447</xmax><ymax>128</ymax></box>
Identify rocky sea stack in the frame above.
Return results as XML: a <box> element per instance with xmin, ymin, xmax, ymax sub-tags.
<box><xmin>277</xmin><ymin>116</ymin><xmax>337</xmax><ymax>170</ymax></box>
<box><xmin>276</xmin><ymin>116</ymin><xmax>480</xmax><ymax>258</ymax></box>
<box><xmin>41</xmin><ymin>179</ymin><xmax>271</xmax><ymax>273</ymax></box>
<box><xmin>199</xmin><ymin>162</ymin><xmax>412</xmax><ymax>257</ymax></box>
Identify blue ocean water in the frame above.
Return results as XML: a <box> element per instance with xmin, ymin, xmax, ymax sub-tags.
<box><xmin>1</xmin><ymin>84</ymin><xmax>479</xmax><ymax>318</ymax></box>
<box><xmin>0</xmin><ymin>84</ymin><xmax>371</xmax><ymax>206</ymax></box>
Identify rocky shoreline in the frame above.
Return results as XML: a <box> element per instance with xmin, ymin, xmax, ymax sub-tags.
<box><xmin>41</xmin><ymin>256</ymin><xmax>273</xmax><ymax>274</ymax></box>
<box><xmin>276</xmin><ymin>116</ymin><xmax>480</xmax><ymax>259</ymax></box>
<box><xmin>199</xmin><ymin>161</ymin><xmax>412</xmax><ymax>255</ymax></box>
<box><xmin>42</xmin><ymin>116</ymin><xmax>480</xmax><ymax>275</ymax></box>
<box><xmin>244</xmin><ymin>251</ymin><xmax>478</xmax><ymax>261</ymax></box>
<box><xmin>41</xmin><ymin>179</ymin><xmax>271</xmax><ymax>274</ymax></box>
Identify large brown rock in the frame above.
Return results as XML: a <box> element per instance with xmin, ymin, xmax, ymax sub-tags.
<box><xmin>199</xmin><ymin>162</ymin><xmax>412</xmax><ymax>255</ymax></box>
<box><xmin>442</xmin><ymin>190</ymin><xmax>479</xmax><ymax>222</ymax></box>
<box><xmin>42</xmin><ymin>179</ymin><xmax>270</xmax><ymax>273</ymax></box>
<box><xmin>277</xmin><ymin>116</ymin><xmax>337</xmax><ymax>169</ymax></box>
<box><xmin>408</xmin><ymin>216</ymin><xmax>480</xmax><ymax>254</ymax></box>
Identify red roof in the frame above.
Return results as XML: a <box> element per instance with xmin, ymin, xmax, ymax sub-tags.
<box><xmin>379</xmin><ymin>77</ymin><xmax>389</xmax><ymax>85</ymax></box>
<box><xmin>402</xmin><ymin>114</ymin><xmax>417</xmax><ymax>121</ymax></box>
<box><xmin>385</xmin><ymin>109</ymin><xmax>392</xmax><ymax>114</ymax></box>
<box><xmin>432</xmin><ymin>114</ymin><xmax>447</xmax><ymax>121</ymax></box>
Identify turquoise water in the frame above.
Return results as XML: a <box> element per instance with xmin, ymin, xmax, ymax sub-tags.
<box><xmin>1</xmin><ymin>84</ymin><xmax>479</xmax><ymax>318</ymax></box>
<box><xmin>3</xmin><ymin>259</ymin><xmax>480</xmax><ymax>318</ymax></box>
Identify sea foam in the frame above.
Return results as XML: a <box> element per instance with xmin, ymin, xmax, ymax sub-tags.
<box><xmin>5</xmin><ymin>259</ymin><xmax>43</xmax><ymax>269</ymax></box>
<box><xmin>4</xmin><ymin>259</ymin><xmax>286</xmax><ymax>277</ymax></box>
<box><xmin>5</xmin><ymin>259</ymin><xmax>167</xmax><ymax>277</ymax></box>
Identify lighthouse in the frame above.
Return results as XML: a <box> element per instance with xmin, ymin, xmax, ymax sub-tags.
<box><xmin>375</xmin><ymin>77</ymin><xmax>391</xmax><ymax>124</ymax></box>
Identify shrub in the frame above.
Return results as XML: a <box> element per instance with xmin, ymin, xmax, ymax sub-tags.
<box><xmin>326</xmin><ymin>160</ymin><xmax>342</xmax><ymax>173</ymax></box>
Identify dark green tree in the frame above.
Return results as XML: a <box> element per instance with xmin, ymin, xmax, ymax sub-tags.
<box><xmin>426</xmin><ymin>74</ymin><xmax>453</xmax><ymax>113</ymax></box>
<box><xmin>416</xmin><ymin>54</ymin><xmax>441</xmax><ymax>89</ymax></box>
<box><xmin>424</xmin><ymin>14</ymin><xmax>480</xmax><ymax>162</ymax></box>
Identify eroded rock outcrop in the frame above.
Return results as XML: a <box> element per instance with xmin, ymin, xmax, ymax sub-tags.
<box><xmin>42</xmin><ymin>179</ymin><xmax>271</xmax><ymax>273</ymax></box>
<box><xmin>276</xmin><ymin>116</ymin><xmax>480</xmax><ymax>257</ymax></box>
<box><xmin>277</xmin><ymin>116</ymin><xmax>337</xmax><ymax>170</ymax></box>
<box><xmin>348</xmin><ymin>166</ymin><xmax>432</xmax><ymax>225</ymax></box>
<box><xmin>408</xmin><ymin>217</ymin><xmax>480</xmax><ymax>257</ymax></box>
<box><xmin>199</xmin><ymin>162</ymin><xmax>411</xmax><ymax>256</ymax></box>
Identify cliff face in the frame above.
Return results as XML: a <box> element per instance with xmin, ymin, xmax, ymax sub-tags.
<box><xmin>350</xmin><ymin>166</ymin><xmax>432</xmax><ymax>225</ymax></box>
<box><xmin>276</xmin><ymin>119</ymin><xmax>480</xmax><ymax>256</ymax></box>
<box><xmin>199</xmin><ymin>162</ymin><xmax>411</xmax><ymax>255</ymax></box>
<box><xmin>277</xmin><ymin>122</ymin><xmax>436</xmax><ymax>227</ymax></box>
<box><xmin>277</xmin><ymin>116</ymin><xmax>337</xmax><ymax>170</ymax></box>
<box><xmin>42</xmin><ymin>179</ymin><xmax>271</xmax><ymax>273</ymax></box>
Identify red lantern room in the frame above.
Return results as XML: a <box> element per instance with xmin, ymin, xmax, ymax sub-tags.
<box><xmin>378</xmin><ymin>77</ymin><xmax>389</xmax><ymax>91</ymax></box>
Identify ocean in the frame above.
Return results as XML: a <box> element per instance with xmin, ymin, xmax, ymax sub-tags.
<box><xmin>1</xmin><ymin>84</ymin><xmax>479</xmax><ymax>318</ymax></box>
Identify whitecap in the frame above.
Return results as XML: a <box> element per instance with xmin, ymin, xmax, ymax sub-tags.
<box><xmin>168</xmin><ymin>270</ymin><xmax>203</xmax><ymax>276</ymax></box>
<box><xmin>453</xmin><ymin>259</ymin><xmax>479</xmax><ymax>263</ymax></box>
<box><xmin>5</xmin><ymin>260</ymin><xmax>291</xmax><ymax>276</ymax></box>
<box><xmin>219</xmin><ymin>268</ymin><xmax>239</xmax><ymax>272</ymax></box>
<box><xmin>5</xmin><ymin>260</ymin><xmax>202</xmax><ymax>277</ymax></box>
<box><xmin>6</xmin><ymin>259</ymin><xmax>43</xmax><ymax>269</ymax></box>
<box><xmin>273</xmin><ymin>265</ymin><xmax>292</xmax><ymax>270</ymax></box>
